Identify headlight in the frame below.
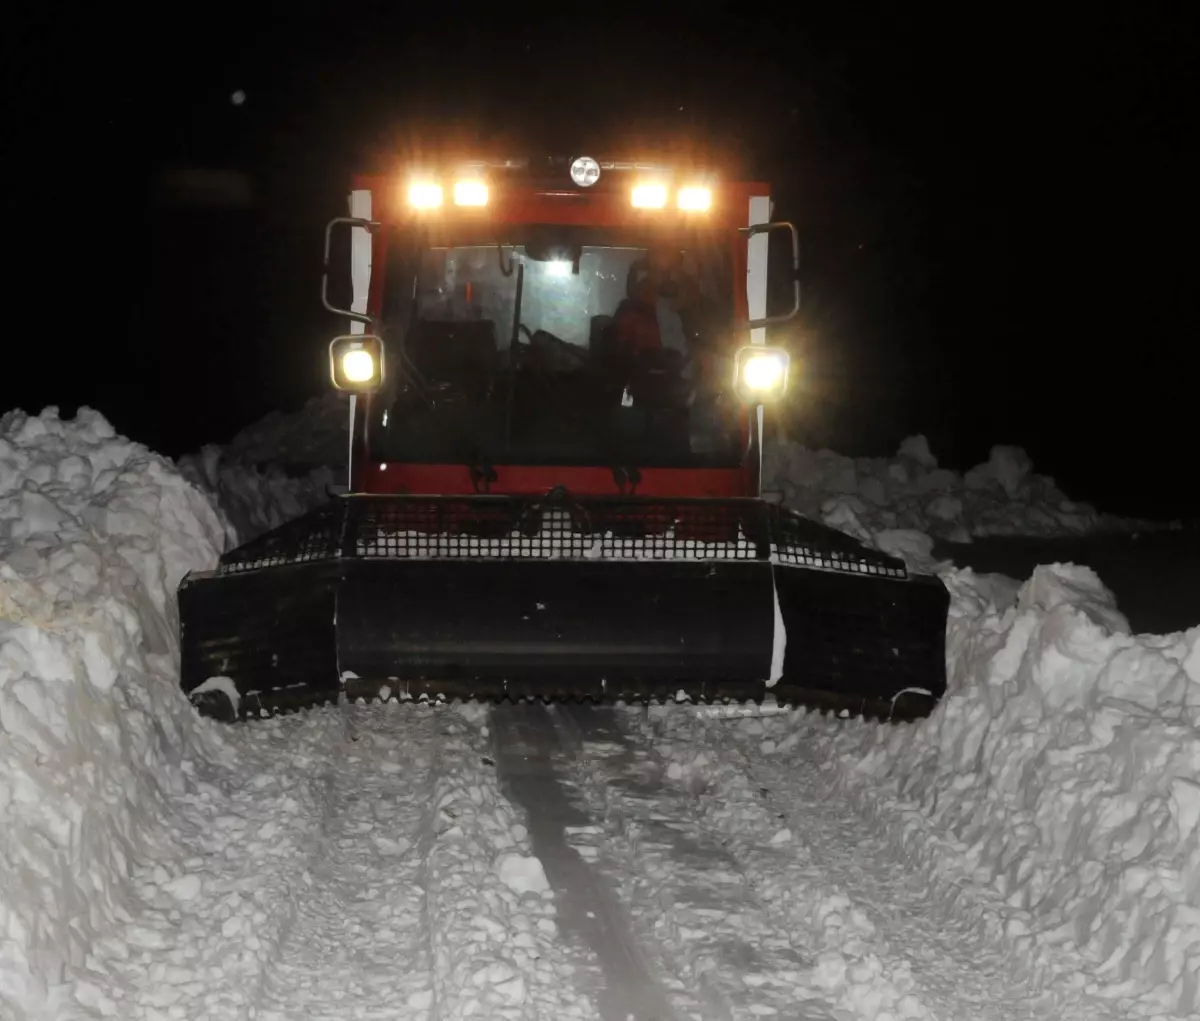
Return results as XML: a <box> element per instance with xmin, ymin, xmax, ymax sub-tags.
<box><xmin>329</xmin><ymin>334</ymin><xmax>385</xmax><ymax>392</ymax></box>
<box><xmin>631</xmin><ymin>183</ymin><xmax>667</xmax><ymax>209</ymax></box>
<box><xmin>342</xmin><ymin>349</ymin><xmax>375</xmax><ymax>382</ymax></box>
<box><xmin>733</xmin><ymin>346</ymin><xmax>790</xmax><ymax>403</ymax></box>
<box><xmin>408</xmin><ymin>181</ymin><xmax>443</xmax><ymax>209</ymax></box>
<box><xmin>453</xmin><ymin>180</ymin><xmax>488</xmax><ymax>206</ymax></box>
<box><xmin>677</xmin><ymin>186</ymin><xmax>712</xmax><ymax>212</ymax></box>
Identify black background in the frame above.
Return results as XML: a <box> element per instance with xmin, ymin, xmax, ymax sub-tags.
<box><xmin>5</xmin><ymin>4</ymin><xmax>1197</xmax><ymax>516</ymax></box>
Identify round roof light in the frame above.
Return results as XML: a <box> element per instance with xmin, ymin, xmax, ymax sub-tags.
<box><xmin>570</xmin><ymin>156</ymin><xmax>601</xmax><ymax>187</ymax></box>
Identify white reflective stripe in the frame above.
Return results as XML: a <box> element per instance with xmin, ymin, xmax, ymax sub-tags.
<box><xmin>347</xmin><ymin>189</ymin><xmax>372</xmax><ymax>492</ymax></box>
<box><xmin>747</xmin><ymin>194</ymin><xmax>771</xmax><ymax>495</ymax></box>
<box><xmin>747</xmin><ymin>195</ymin><xmax>770</xmax><ymax>344</ymax></box>
<box><xmin>348</xmin><ymin>189</ymin><xmax>372</xmax><ymax>334</ymax></box>
<box><xmin>768</xmin><ymin>569</ymin><xmax>787</xmax><ymax>685</ymax></box>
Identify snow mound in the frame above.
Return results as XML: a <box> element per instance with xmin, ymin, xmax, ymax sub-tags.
<box><xmin>762</xmin><ymin>435</ymin><xmax>1139</xmax><ymax>541</ymax></box>
<box><xmin>761</xmin><ymin>564</ymin><xmax>1200</xmax><ymax>1017</ymax></box>
<box><xmin>179</xmin><ymin>443</ymin><xmax>335</xmax><ymax>545</ymax></box>
<box><xmin>224</xmin><ymin>393</ymin><xmax>349</xmax><ymax>471</ymax></box>
<box><xmin>0</xmin><ymin>407</ymin><xmax>227</xmax><ymax>1017</ymax></box>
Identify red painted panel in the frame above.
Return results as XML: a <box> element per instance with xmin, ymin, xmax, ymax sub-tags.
<box><xmin>363</xmin><ymin>462</ymin><xmax>754</xmax><ymax>498</ymax></box>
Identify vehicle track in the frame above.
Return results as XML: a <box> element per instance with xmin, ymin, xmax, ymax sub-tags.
<box><xmin>89</xmin><ymin>709</ymin><xmax>352</xmax><ymax>1019</ymax></box>
<box><xmin>92</xmin><ymin>702</ymin><xmax>599</xmax><ymax>1021</ymax></box>
<box><xmin>546</xmin><ymin>703</ymin><xmax>845</xmax><ymax>1021</ymax></box>
<box><xmin>247</xmin><ymin>702</ymin><xmax>440</xmax><ymax>1019</ymax></box>
<box><xmin>639</xmin><ymin>706</ymin><xmax>1133</xmax><ymax>1021</ymax></box>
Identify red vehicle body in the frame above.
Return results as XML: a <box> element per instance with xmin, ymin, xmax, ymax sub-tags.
<box><xmin>176</xmin><ymin>155</ymin><xmax>949</xmax><ymax>724</ymax></box>
<box><xmin>341</xmin><ymin>159</ymin><xmax>778</xmax><ymax>498</ymax></box>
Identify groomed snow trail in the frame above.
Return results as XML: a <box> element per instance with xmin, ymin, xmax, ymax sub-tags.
<box><xmin>547</xmin><ymin>704</ymin><xmax>843</xmax><ymax>1021</ymax></box>
<box><xmin>88</xmin><ymin>701</ymin><xmax>1145</xmax><ymax>1021</ymax></box>
<box><xmin>636</xmin><ymin>707</ymin><xmax>1133</xmax><ymax>1021</ymax></box>
<box><xmin>89</xmin><ymin>703</ymin><xmax>601</xmax><ymax>1021</ymax></box>
<box><xmin>246</xmin><ymin>703</ymin><xmax>439</xmax><ymax>1019</ymax></box>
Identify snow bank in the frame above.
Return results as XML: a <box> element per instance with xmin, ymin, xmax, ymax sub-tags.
<box><xmin>762</xmin><ymin>435</ymin><xmax>1145</xmax><ymax>541</ymax></box>
<box><xmin>224</xmin><ymin>393</ymin><xmax>349</xmax><ymax>471</ymax></box>
<box><xmin>0</xmin><ymin>407</ymin><xmax>227</xmax><ymax>1017</ymax></box>
<box><xmin>722</xmin><ymin>564</ymin><xmax>1200</xmax><ymax>1017</ymax></box>
<box><xmin>179</xmin><ymin>444</ymin><xmax>335</xmax><ymax>546</ymax></box>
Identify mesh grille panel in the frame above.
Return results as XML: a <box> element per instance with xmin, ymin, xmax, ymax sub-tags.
<box><xmin>217</xmin><ymin>495</ymin><xmax>907</xmax><ymax>579</ymax></box>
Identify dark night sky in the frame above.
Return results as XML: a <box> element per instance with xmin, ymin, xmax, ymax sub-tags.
<box><xmin>5</xmin><ymin>5</ymin><xmax>1198</xmax><ymax>517</ymax></box>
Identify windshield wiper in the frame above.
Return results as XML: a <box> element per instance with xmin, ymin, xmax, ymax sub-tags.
<box><xmin>502</xmin><ymin>259</ymin><xmax>525</xmax><ymax>453</ymax></box>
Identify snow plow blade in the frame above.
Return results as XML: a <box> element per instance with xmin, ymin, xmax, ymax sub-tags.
<box><xmin>178</xmin><ymin>495</ymin><xmax>949</xmax><ymax>721</ymax></box>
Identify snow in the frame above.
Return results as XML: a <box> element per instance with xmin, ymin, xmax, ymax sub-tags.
<box><xmin>0</xmin><ymin>406</ymin><xmax>599</xmax><ymax>1020</ymax></box>
<box><xmin>658</xmin><ymin>562</ymin><xmax>1200</xmax><ymax>1018</ymax></box>
<box><xmin>496</xmin><ymin>852</ymin><xmax>553</xmax><ymax>895</ymax></box>
<box><xmin>187</xmin><ymin>675</ymin><xmax>241</xmax><ymax>715</ymax></box>
<box><xmin>221</xmin><ymin>392</ymin><xmax>350</xmax><ymax>472</ymax></box>
<box><xmin>2</xmin><ymin>398</ymin><xmax>1197</xmax><ymax>1019</ymax></box>
<box><xmin>179</xmin><ymin>442</ymin><xmax>334</xmax><ymax>546</ymax></box>
<box><xmin>762</xmin><ymin>434</ymin><xmax>1153</xmax><ymax>542</ymax></box>
<box><xmin>0</xmin><ymin>407</ymin><xmax>227</xmax><ymax>1017</ymax></box>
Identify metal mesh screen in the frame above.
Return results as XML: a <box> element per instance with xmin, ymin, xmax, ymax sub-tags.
<box><xmin>217</xmin><ymin>495</ymin><xmax>907</xmax><ymax>579</ymax></box>
<box><xmin>218</xmin><ymin>502</ymin><xmax>345</xmax><ymax>574</ymax></box>
<box><xmin>770</xmin><ymin>507</ymin><xmax>907</xmax><ymax>578</ymax></box>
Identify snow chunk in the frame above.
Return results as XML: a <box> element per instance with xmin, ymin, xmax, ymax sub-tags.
<box><xmin>189</xmin><ymin>676</ymin><xmax>241</xmax><ymax>716</ymax></box>
<box><xmin>897</xmin><ymin>434</ymin><xmax>937</xmax><ymax>468</ymax></box>
<box><xmin>162</xmin><ymin>874</ymin><xmax>203</xmax><ymax>902</ymax></box>
<box><xmin>495</xmin><ymin>852</ymin><xmax>551</xmax><ymax>895</ymax></box>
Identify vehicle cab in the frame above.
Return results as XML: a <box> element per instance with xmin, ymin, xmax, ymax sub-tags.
<box><xmin>324</xmin><ymin>155</ymin><xmax>797</xmax><ymax>496</ymax></box>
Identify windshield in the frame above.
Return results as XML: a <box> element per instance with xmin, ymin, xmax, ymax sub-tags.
<box><xmin>372</xmin><ymin>227</ymin><xmax>743</xmax><ymax>469</ymax></box>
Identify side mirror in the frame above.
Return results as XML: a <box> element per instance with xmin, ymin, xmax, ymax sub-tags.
<box><xmin>738</xmin><ymin>220</ymin><xmax>800</xmax><ymax>330</ymax></box>
<box><xmin>329</xmin><ymin>334</ymin><xmax>385</xmax><ymax>393</ymax></box>
<box><xmin>321</xmin><ymin>216</ymin><xmax>379</xmax><ymax>324</ymax></box>
<box><xmin>732</xmin><ymin>345</ymin><xmax>790</xmax><ymax>405</ymax></box>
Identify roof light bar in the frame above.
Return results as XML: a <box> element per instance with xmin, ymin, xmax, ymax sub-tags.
<box><xmin>631</xmin><ymin>183</ymin><xmax>668</xmax><ymax>209</ymax></box>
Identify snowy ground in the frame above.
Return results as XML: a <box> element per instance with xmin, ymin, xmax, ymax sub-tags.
<box><xmin>83</xmin><ymin>702</ymin><xmax>596</xmax><ymax>1021</ymax></box>
<box><xmin>55</xmin><ymin>696</ymin><xmax>1196</xmax><ymax>1021</ymax></box>
<box><xmin>1</xmin><ymin>405</ymin><xmax>1198</xmax><ymax>1020</ymax></box>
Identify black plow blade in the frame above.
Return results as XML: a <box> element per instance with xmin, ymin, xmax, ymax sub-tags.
<box><xmin>177</xmin><ymin>495</ymin><xmax>949</xmax><ymax>721</ymax></box>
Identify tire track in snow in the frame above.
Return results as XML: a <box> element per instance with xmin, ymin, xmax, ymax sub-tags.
<box><xmin>417</xmin><ymin>703</ymin><xmax>599</xmax><ymax>1021</ymax></box>
<box><xmin>553</xmin><ymin>704</ymin><xmax>844</xmax><ymax>1021</ymax></box>
<box><xmin>491</xmin><ymin>703</ymin><xmax>684</xmax><ymax>1021</ymax></box>
<box><xmin>248</xmin><ymin>701</ymin><xmax>439</xmax><ymax>1020</ymax></box>
<box><xmin>644</xmin><ymin>708</ymin><xmax>1128</xmax><ymax>1021</ymax></box>
<box><xmin>92</xmin><ymin>702</ymin><xmax>600</xmax><ymax>1021</ymax></box>
<box><xmin>88</xmin><ymin>710</ymin><xmax>346</xmax><ymax>1020</ymax></box>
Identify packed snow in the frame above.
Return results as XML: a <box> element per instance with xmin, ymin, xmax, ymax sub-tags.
<box><xmin>1</xmin><ymin>402</ymin><xmax>1197</xmax><ymax>1020</ymax></box>
<box><xmin>761</xmin><ymin>434</ymin><xmax>1153</xmax><ymax>543</ymax></box>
